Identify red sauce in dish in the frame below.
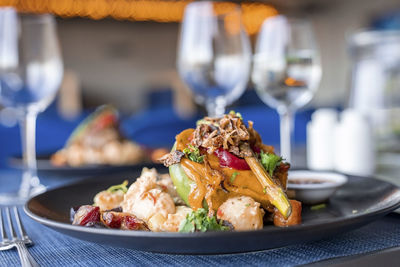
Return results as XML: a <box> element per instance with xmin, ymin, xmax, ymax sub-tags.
<box><xmin>288</xmin><ymin>178</ymin><xmax>334</xmax><ymax>185</ymax></box>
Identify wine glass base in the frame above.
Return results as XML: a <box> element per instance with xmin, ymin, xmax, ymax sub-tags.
<box><xmin>0</xmin><ymin>192</ymin><xmax>28</xmax><ymax>206</ymax></box>
<box><xmin>0</xmin><ymin>185</ymin><xmax>46</xmax><ymax>206</ymax></box>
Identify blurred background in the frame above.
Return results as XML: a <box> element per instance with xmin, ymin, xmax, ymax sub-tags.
<box><xmin>0</xmin><ymin>0</ymin><xmax>400</xmax><ymax>173</ymax></box>
<box><xmin>8</xmin><ymin>0</ymin><xmax>396</xmax><ymax>111</ymax></box>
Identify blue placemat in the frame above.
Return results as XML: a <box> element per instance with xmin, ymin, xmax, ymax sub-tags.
<box><xmin>1</xmin><ymin>170</ymin><xmax>400</xmax><ymax>266</ymax></box>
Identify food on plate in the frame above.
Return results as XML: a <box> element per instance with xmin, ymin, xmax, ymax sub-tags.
<box><xmin>72</xmin><ymin>168</ymin><xmax>187</xmax><ymax>232</ymax></box>
<box><xmin>216</xmin><ymin>196</ymin><xmax>264</xmax><ymax>231</ymax></box>
<box><xmin>178</xmin><ymin>208</ymin><xmax>230</xmax><ymax>232</ymax></box>
<box><xmin>273</xmin><ymin>200</ymin><xmax>302</xmax><ymax>227</ymax></box>
<box><xmin>72</xmin><ymin>205</ymin><xmax>148</xmax><ymax>230</ymax></box>
<box><xmin>160</xmin><ymin>111</ymin><xmax>299</xmax><ymax>223</ymax></box>
<box><xmin>148</xmin><ymin>205</ymin><xmax>193</xmax><ymax>232</ymax></box>
<box><xmin>51</xmin><ymin>105</ymin><xmax>145</xmax><ymax>167</ymax></box>
<box><xmin>93</xmin><ymin>180</ymin><xmax>128</xmax><ymax>211</ymax></box>
<box><xmin>71</xmin><ymin>112</ymin><xmax>302</xmax><ymax>232</ymax></box>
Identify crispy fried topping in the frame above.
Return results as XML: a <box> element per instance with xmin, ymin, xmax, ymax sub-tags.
<box><xmin>159</xmin><ymin>150</ymin><xmax>185</xmax><ymax>167</ymax></box>
<box><xmin>161</xmin><ymin>113</ymin><xmax>266</xmax><ymax>166</ymax></box>
<box><xmin>192</xmin><ymin>113</ymin><xmax>256</xmax><ymax>157</ymax></box>
<box><xmin>247</xmin><ymin>120</ymin><xmax>262</xmax><ymax>149</ymax></box>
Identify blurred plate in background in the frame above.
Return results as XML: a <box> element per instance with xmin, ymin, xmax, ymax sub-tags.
<box><xmin>9</xmin><ymin>153</ymin><xmax>162</xmax><ymax>176</ymax></box>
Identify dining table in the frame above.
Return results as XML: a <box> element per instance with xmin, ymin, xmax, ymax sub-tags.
<box><xmin>1</xmin><ymin>103</ymin><xmax>400</xmax><ymax>266</ymax></box>
<box><xmin>0</xmin><ymin>166</ymin><xmax>399</xmax><ymax>266</ymax></box>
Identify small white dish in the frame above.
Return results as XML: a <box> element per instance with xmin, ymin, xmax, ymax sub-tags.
<box><xmin>287</xmin><ymin>170</ymin><xmax>348</xmax><ymax>205</ymax></box>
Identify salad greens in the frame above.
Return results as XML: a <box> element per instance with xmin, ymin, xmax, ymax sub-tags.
<box><xmin>106</xmin><ymin>180</ymin><xmax>129</xmax><ymax>194</ymax></box>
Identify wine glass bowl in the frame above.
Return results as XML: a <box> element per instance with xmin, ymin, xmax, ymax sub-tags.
<box><xmin>0</xmin><ymin>13</ymin><xmax>63</xmax><ymax>113</ymax></box>
<box><xmin>253</xmin><ymin>51</ymin><xmax>320</xmax><ymax>112</ymax></box>
<box><xmin>177</xmin><ymin>1</ymin><xmax>251</xmax><ymax>117</ymax></box>
<box><xmin>252</xmin><ymin>16</ymin><xmax>321</xmax><ymax>161</ymax></box>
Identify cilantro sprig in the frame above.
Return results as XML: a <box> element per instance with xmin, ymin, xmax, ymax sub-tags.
<box><xmin>183</xmin><ymin>144</ymin><xmax>204</xmax><ymax>163</ymax></box>
<box><xmin>179</xmin><ymin>208</ymin><xmax>229</xmax><ymax>233</ymax></box>
<box><xmin>230</xmin><ymin>172</ymin><xmax>239</xmax><ymax>183</ymax></box>
<box><xmin>311</xmin><ymin>203</ymin><xmax>326</xmax><ymax>211</ymax></box>
<box><xmin>260</xmin><ymin>151</ymin><xmax>283</xmax><ymax>177</ymax></box>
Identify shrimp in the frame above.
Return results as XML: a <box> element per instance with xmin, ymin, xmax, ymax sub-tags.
<box><xmin>94</xmin><ymin>190</ymin><xmax>125</xmax><ymax>211</ymax></box>
<box><xmin>122</xmin><ymin>168</ymin><xmax>176</xmax><ymax>222</ymax></box>
<box><xmin>217</xmin><ymin>196</ymin><xmax>264</xmax><ymax>231</ymax></box>
<box><xmin>148</xmin><ymin>206</ymin><xmax>192</xmax><ymax>232</ymax></box>
<box><xmin>124</xmin><ymin>188</ymin><xmax>175</xmax><ymax>222</ymax></box>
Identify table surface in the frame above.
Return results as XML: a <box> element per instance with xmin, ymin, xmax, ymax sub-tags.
<box><xmin>1</xmin><ymin>169</ymin><xmax>400</xmax><ymax>267</ymax></box>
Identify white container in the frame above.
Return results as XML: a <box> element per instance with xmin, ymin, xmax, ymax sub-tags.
<box><xmin>288</xmin><ymin>170</ymin><xmax>348</xmax><ymax>204</ymax></box>
<box><xmin>307</xmin><ymin>109</ymin><xmax>338</xmax><ymax>170</ymax></box>
<box><xmin>333</xmin><ymin>109</ymin><xmax>375</xmax><ymax>176</ymax></box>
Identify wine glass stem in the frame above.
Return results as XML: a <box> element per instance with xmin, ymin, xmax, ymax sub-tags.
<box><xmin>206</xmin><ymin>99</ymin><xmax>226</xmax><ymax>118</ymax></box>
<box><xmin>18</xmin><ymin>110</ymin><xmax>38</xmax><ymax>198</ymax></box>
<box><xmin>279</xmin><ymin>109</ymin><xmax>294</xmax><ymax>162</ymax></box>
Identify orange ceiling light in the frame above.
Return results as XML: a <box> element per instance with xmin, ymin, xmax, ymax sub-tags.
<box><xmin>0</xmin><ymin>0</ymin><xmax>278</xmax><ymax>35</ymax></box>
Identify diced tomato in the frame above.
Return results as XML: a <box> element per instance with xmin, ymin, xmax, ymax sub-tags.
<box><xmin>217</xmin><ymin>209</ymin><xmax>224</xmax><ymax>218</ymax></box>
<box><xmin>214</xmin><ymin>148</ymin><xmax>250</xmax><ymax>170</ymax></box>
<box><xmin>73</xmin><ymin>205</ymin><xmax>100</xmax><ymax>226</ymax></box>
<box><xmin>102</xmin><ymin>212</ymin><xmax>122</xmax><ymax>228</ymax></box>
<box><xmin>125</xmin><ymin>216</ymin><xmax>140</xmax><ymax>230</ymax></box>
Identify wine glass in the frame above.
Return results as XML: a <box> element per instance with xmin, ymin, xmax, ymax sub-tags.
<box><xmin>177</xmin><ymin>1</ymin><xmax>251</xmax><ymax>117</ymax></box>
<box><xmin>252</xmin><ymin>16</ymin><xmax>321</xmax><ymax>162</ymax></box>
<box><xmin>0</xmin><ymin>9</ymin><xmax>63</xmax><ymax>204</ymax></box>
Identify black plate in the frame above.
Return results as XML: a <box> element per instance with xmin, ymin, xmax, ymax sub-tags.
<box><xmin>24</xmin><ymin>169</ymin><xmax>400</xmax><ymax>254</ymax></box>
<box><xmin>9</xmin><ymin>153</ymin><xmax>160</xmax><ymax>176</ymax></box>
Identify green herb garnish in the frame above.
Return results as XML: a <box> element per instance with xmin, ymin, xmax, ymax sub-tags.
<box><xmin>262</xmin><ymin>187</ymin><xmax>267</xmax><ymax>194</ymax></box>
<box><xmin>196</xmin><ymin>119</ymin><xmax>219</xmax><ymax>127</ymax></box>
<box><xmin>229</xmin><ymin>110</ymin><xmax>243</xmax><ymax>120</ymax></box>
<box><xmin>230</xmin><ymin>172</ymin><xmax>239</xmax><ymax>183</ymax></box>
<box><xmin>183</xmin><ymin>144</ymin><xmax>204</xmax><ymax>163</ymax></box>
<box><xmin>260</xmin><ymin>151</ymin><xmax>283</xmax><ymax>176</ymax></box>
<box><xmin>106</xmin><ymin>180</ymin><xmax>129</xmax><ymax>194</ymax></box>
<box><xmin>310</xmin><ymin>203</ymin><xmax>326</xmax><ymax>211</ymax></box>
<box><xmin>179</xmin><ymin>208</ymin><xmax>229</xmax><ymax>233</ymax></box>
